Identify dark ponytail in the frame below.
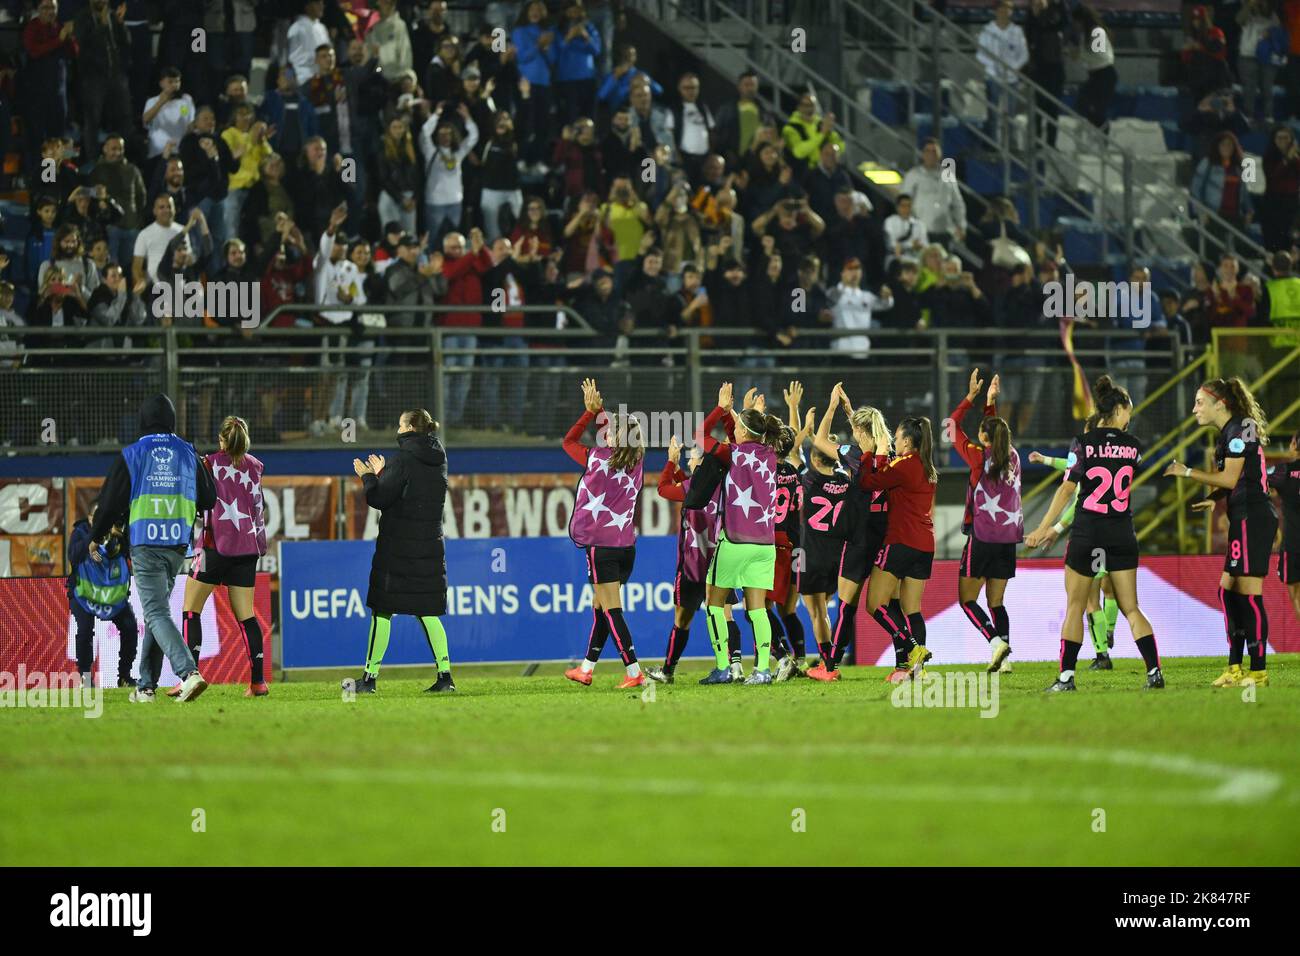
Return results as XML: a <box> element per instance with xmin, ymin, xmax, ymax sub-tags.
<box><xmin>775</xmin><ymin>424</ymin><xmax>796</xmax><ymax>458</ymax></box>
<box><xmin>1083</xmin><ymin>411</ymin><xmax>1102</xmax><ymax>432</ymax></box>
<box><xmin>1092</xmin><ymin>374</ymin><xmax>1131</xmax><ymax>425</ymax></box>
<box><xmin>982</xmin><ymin>416</ymin><xmax>1013</xmax><ymax>482</ymax></box>
<box><xmin>899</xmin><ymin>416</ymin><xmax>937</xmax><ymax>483</ymax></box>
<box><xmin>738</xmin><ymin>409</ymin><xmax>784</xmax><ymax>448</ymax></box>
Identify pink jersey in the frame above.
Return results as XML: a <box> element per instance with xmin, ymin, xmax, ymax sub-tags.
<box><xmin>569</xmin><ymin>446</ymin><xmax>643</xmax><ymax>548</ymax></box>
<box><xmin>971</xmin><ymin>448</ymin><xmax>1024</xmax><ymax>544</ymax></box>
<box><xmin>201</xmin><ymin>451</ymin><xmax>267</xmax><ymax>557</ymax></box>
<box><xmin>720</xmin><ymin>441</ymin><xmax>777</xmax><ymax>545</ymax></box>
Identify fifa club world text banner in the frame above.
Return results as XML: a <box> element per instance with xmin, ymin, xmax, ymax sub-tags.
<box><xmin>0</xmin><ymin>574</ymin><xmax>273</xmax><ymax>687</ymax></box>
<box><xmin>280</xmin><ymin>541</ymin><xmax>1300</xmax><ymax>668</ymax></box>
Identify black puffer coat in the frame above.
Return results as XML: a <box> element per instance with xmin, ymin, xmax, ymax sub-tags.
<box><xmin>363</xmin><ymin>432</ymin><xmax>449</xmax><ymax>616</ymax></box>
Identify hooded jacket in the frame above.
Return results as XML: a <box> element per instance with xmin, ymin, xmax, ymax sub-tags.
<box><xmin>89</xmin><ymin>394</ymin><xmax>217</xmax><ymax>544</ymax></box>
<box><xmin>363</xmin><ymin>430</ymin><xmax>449</xmax><ymax>616</ymax></box>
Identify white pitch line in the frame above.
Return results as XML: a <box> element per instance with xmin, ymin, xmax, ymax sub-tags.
<box><xmin>154</xmin><ymin>738</ymin><xmax>1284</xmax><ymax>807</ymax></box>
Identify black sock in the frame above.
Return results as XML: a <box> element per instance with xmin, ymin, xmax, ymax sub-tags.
<box><xmin>961</xmin><ymin>600</ymin><xmax>995</xmax><ymax>642</ymax></box>
<box><xmin>665</xmin><ymin>625</ymin><xmax>690</xmax><ymax>671</ymax></box>
<box><xmin>830</xmin><ymin>600</ymin><xmax>858</xmax><ymax>666</ymax></box>
<box><xmin>818</xmin><ymin>640</ymin><xmax>834</xmax><ymax>666</ymax></box>
<box><xmin>1242</xmin><ymin>593</ymin><xmax>1268</xmax><ymax>670</ymax></box>
<box><xmin>887</xmin><ymin>598</ymin><xmax>907</xmax><ymax>634</ymax></box>
<box><xmin>1134</xmin><ymin>633</ymin><xmax>1160</xmax><ymax>672</ymax></box>
<box><xmin>873</xmin><ymin>605</ymin><xmax>915</xmax><ymax>659</ymax></box>
<box><xmin>767</xmin><ymin>609</ymin><xmax>788</xmax><ymax>660</ymax></box>
<box><xmin>727</xmin><ymin>620</ymin><xmax>741</xmax><ymax>665</ymax></box>
<box><xmin>585</xmin><ymin>608</ymin><xmax>610</xmax><ymax>663</ymax></box>
<box><xmin>990</xmin><ymin>605</ymin><xmax>1009</xmax><ymax>644</ymax></box>
<box><xmin>240</xmin><ymin>616</ymin><xmax>265</xmax><ymax>684</ymax></box>
<box><xmin>907</xmin><ymin>612</ymin><xmax>926</xmax><ymax>649</ymax></box>
<box><xmin>1060</xmin><ymin>639</ymin><xmax>1082</xmax><ymax>674</ymax></box>
<box><xmin>182</xmin><ymin>610</ymin><xmax>202</xmax><ymax>664</ymax></box>
<box><xmin>603</xmin><ymin>608</ymin><xmax>637</xmax><ymax>665</ymax></box>
<box><xmin>1224</xmin><ymin>590</ymin><xmax>1247</xmax><ymax>666</ymax></box>
<box><xmin>782</xmin><ymin>613</ymin><xmax>806</xmax><ymax>659</ymax></box>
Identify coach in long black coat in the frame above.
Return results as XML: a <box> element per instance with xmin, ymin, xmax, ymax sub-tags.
<box><xmin>353</xmin><ymin>414</ymin><xmax>449</xmax><ymax>617</ymax></box>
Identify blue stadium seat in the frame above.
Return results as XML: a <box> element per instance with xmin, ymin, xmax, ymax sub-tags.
<box><xmin>1133</xmin><ymin>85</ymin><xmax>1181</xmax><ymax>123</ymax></box>
<box><xmin>1058</xmin><ymin>216</ymin><xmax>1106</xmax><ymax>265</ymax></box>
<box><xmin>866</xmin><ymin>79</ymin><xmax>907</xmax><ymax>126</ymax></box>
<box><xmin>914</xmin><ymin>115</ymin><xmax>975</xmax><ymax>157</ymax></box>
<box><xmin>1160</xmin><ymin>121</ymin><xmax>1190</xmax><ymax>153</ymax></box>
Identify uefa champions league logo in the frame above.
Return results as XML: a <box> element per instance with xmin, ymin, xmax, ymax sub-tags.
<box><xmin>150</xmin><ymin>446</ymin><xmax>175</xmax><ymax>474</ymax></box>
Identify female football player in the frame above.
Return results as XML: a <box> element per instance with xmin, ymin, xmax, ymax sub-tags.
<box><xmin>1166</xmin><ymin>377</ymin><xmax>1277</xmax><ymax>688</ymax></box>
<box><xmin>1026</xmin><ymin>375</ymin><xmax>1162</xmax><ymax>691</ymax></box>
<box><xmin>563</xmin><ymin>378</ymin><xmax>646</xmax><ymax>689</ymax></box>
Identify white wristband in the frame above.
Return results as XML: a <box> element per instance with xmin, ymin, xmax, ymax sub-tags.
<box><xmin>1052</xmin><ymin>523</ymin><xmax>1064</xmax><ymax>535</ymax></box>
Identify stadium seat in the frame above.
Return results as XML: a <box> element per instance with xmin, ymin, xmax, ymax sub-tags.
<box><xmin>866</xmin><ymin>79</ymin><xmax>908</xmax><ymax>126</ymax></box>
<box><xmin>1132</xmin><ymin>85</ymin><xmax>1181</xmax><ymax>123</ymax></box>
<box><xmin>1058</xmin><ymin>216</ymin><xmax>1107</xmax><ymax>265</ymax></box>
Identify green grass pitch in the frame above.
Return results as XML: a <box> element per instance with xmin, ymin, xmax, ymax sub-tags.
<box><xmin>2</xmin><ymin>656</ymin><xmax>1298</xmax><ymax>866</ymax></box>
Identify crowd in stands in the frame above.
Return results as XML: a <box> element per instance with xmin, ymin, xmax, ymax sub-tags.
<box><xmin>1</xmin><ymin>0</ymin><xmax>1300</xmax><ymax>446</ymax></box>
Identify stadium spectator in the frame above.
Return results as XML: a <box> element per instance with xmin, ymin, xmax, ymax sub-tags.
<box><xmin>900</xmin><ymin>139</ymin><xmax>967</xmax><ymax>247</ymax></box>
<box><xmin>63</xmin><ymin>186</ymin><xmax>123</xmax><ymax>251</ymax></box>
<box><xmin>598</xmin><ymin>42</ymin><xmax>661</xmax><ymax>111</ymax></box>
<box><xmin>1209</xmin><ymin>254</ymin><xmax>1261</xmax><ymax>381</ymax></box>
<box><xmin>216</xmin><ymin>74</ymin><xmax>251</xmax><ymax>129</ymax></box>
<box><xmin>439</xmin><ymin>229</ymin><xmax>493</xmax><ymax>426</ymax></box>
<box><xmin>1025</xmin><ymin>0</ymin><xmax>1068</xmax><ymax>150</ymax></box>
<box><xmin>1157</xmin><ymin>288</ymin><xmax>1195</xmax><ymax>346</ymax></box>
<box><xmin>601</xmin><ymin>177</ymin><xmax>653</xmax><ymax>293</ymax></box>
<box><xmin>424</xmin><ymin>34</ymin><xmax>464</xmax><ymax>107</ymax></box>
<box><xmin>1071</xmin><ymin>5</ymin><xmax>1118</xmax><ymax>129</ymax></box>
<box><xmin>1258</xmin><ymin>250</ymin><xmax>1300</xmax><ymax>340</ymax></box>
<box><xmin>1238</xmin><ymin>0</ymin><xmax>1284</xmax><ymax>126</ymax></box>
<box><xmin>149</xmin><ymin>155</ymin><xmax>192</xmax><ymax>222</ymax></box>
<box><xmin>30</xmin><ymin>137</ymin><xmax>81</xmax><ymax>216</ymax></box>
<box><xmin>804</xmin><ymin>141</ymin><xmax>853</xmax><ymax>225</ymax></box>
<box><xmin>310</xmin><ymin>204</ymin><xmax>363</xmax><ymax>436</ymax></box>
<box><xmin>1190</xmin><ymin>131</ymin><xmax>1254</xmax><ymax>259</ymax></box>
<box><xmin>370</xmin><ymin>0</ymin><xmax>414</xmax><ymax>78</ymax></box>
<box><xmin>552</xmin><ymin>116</ymin><xmax>605</xmax><ymax>205</ymax></box>
<box><xmin>1106</xmin><ymin>265</ymin><xmax>1163</xmax><ymax>408</ymax></box>
<box><xmin>828</xmin><ymin>257</ymin><xmax>892</xmax><ymax>361</ymax></box>
<box><xmin>623</xmin><ymin>241</ymin><xmax>676</xmax><ymax>341</ymax></box>
<box><xmin>260</xmin><ymin>65</ymin><xmax>321</xmax><ymax>159</ymax></box>
<box><xmin>1182</xmin><ymin>5</ymin><xmax>1233</xmax><ymax>102</ymax></box>
<box><xmin>737</xmin><ymin>137</ymin><xmax>796</xmax><ymax>220</ymax></box>
<box><xmin>220</xmin><ymin>106</ymin><xmax>273</xmax><ymax>262</ymax></box>
<box><xmin>420</xmin><ymin>103</ymin><xmax>479</xmax><ymax>247</ymax></box>
<box><xmin>132</xmin><ymin>195</ymin><xmax>185</xmax><ymax>287</ymax></box>
<box><xmin>38</xmin><ymin>224</ymin><xmax>100</xmax><ymax>303</ymax></box>
<box><xmin>601</xmin><ymin>105</ymin><xmax>649</xmax><ymax>182</ymax></box>
<box><xmin>571</xmin><ymin>266</ymin><xmax>630</xmax><ymax>351</ymax></box>
<box><xmin>824</xmin><ymin>188</ymin><xmax>883</xmax><ymax>285</ymax></box>
<box><xmin>385</xmin><ymin>233</ymin><xmax>447</xmax><ymax>329</ymax></box>
<box><xmin>976</xmin><ymin>0</ymin><xmax>1029</xmax><ymax>145</ymax></box>
<box><xmin>787</xmin><ymin>252</ymin><xmax>833</xmax><ymax>337</ymax></box>
<box><xmin>702</xmin><ymin>252</ymin><xmax>749</xmax><ymax>345</ymax></box>
<box><xmin>513</xmin><ymin>1</ymin><xmax>558</xmax><ymax>169</ymax></box>
<box><xmin>25</xmin><ymin>196</ymin><xmax>60</xmax><ymax>292</ymax></box>
<box><xmin>752</xmin><ymin>196</ymin><xmax>825</xmax><ymax>284</ymax></box>
<box><xmin>671</xmin><ymin>260</ymin><xmax>712</xmax><ymax>340</ymax></box>
<box><xmin>554</xmin><ymin>2</ymin><xmax>602</xmax><ymax>125</ymax></box>
<box><xmin>178</xmin><ymin>107</ymin><xmax>236</xmax><ymax>260</ymax></box>
<box><xmin>241</xmin><ymin>153</ymin><xmax>296</xmax><ymax>257</ymax></box>
<box><xmin>376</xmin><ymin>115</ymin><xmax>420</xmax><ymax>237</ymax></box>
<box><xmin>653</xmin><ymin>184</ymin><xmax>704</xmax><ymax>285</ymax></box>
<box><xmin>290</xmin><ymin>137</ymin><xmax>353</xmax><ymax>247</ymax></box>
<box><xmin>480</xmin><ymin>237</ymin><xmax>536</xmax><ymax>425</ymax></box>
<box><xmin>712</xmin><ymin>70</ymin><xmax>766</xmax><ymax>167</ymax></box>
<box><xmin>142</xmin><ymin>67</ymin><xmax>197</xmax><ymax>172</ymax></box>
<box><xmin>746</xmin><ymin>251</ymin><xmax>788</xmax><ymax>383</ymax></box>
<box><xmin>781</xmin><ymin>92</ymin><xmax>844</xmax><ymax>171</ymax></box>
<box><xmin>155</xmin><ymin>211</ymin><xmax>213</xmax><ymax>322</ymax></box>
<box><xmin>628</xmin><ymin>78</ymin><xmax>673</xmax><ymax>161</ymax></box>
<box><xmin>667</xmin><ymin>72</ymin><xmax>714</xmax><ymax>184</ymax></box>
<box><xmin>884</xmin><ymin>194</ymin><xmax>929</xmax><ymax>270</ymax></box>
<box><xmin>1181</xmin><ymin>90</ymin><xmax>1250</xmax><ymax>162</ymax></box>
<box><xmin>86</xmin><ymin>133</ymin><xmax>148</xmax><ymax>273</ymax></box>
<box><xmin>410</xmin><ymin>1</ymin><xmax>455</xmax><ymax>81</ymax></box>
<box><xmin>259</xmin><ymin>215</ymin><xmax>313</xmax><ymax>329</ymax></box>
<box><xmin>561</xmin><ymin>190</ymin><xmax>616</xmax><ymax>279</ymax></box>
<box><xmin>510</xmin><ymin>196</ymin><xmax>557</xmax><ymax>255</ymax></box>
<box><xmin>21</xmin><ymin>0</ymin><xmax>77</xmax><ymax>180</ymax></box>
<box><xmin>29</xmin><ymin>266</ymin><xmax>90</xmax><ymax>347</ymax></box>
<box><xmin>87</xmin><ymin>260</ymin><xmax>148</xmax><ymax>352</ymax></box>
<box><xmin>288</xmin><ymin>0</ymin><xmax>332</xmax><ymax>84</ymax></box>
<box><xmin>70</xmin><ymin>0</ymin><xmax>132</xmax><ymax>164</ymax></box>
<box><xmin>1262</xmin><ymin>125</ymin><xmax>1300</xmax><ymax>251</ymax></box>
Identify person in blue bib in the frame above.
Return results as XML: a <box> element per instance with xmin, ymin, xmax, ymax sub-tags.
<box><xmin>68</xmin><ymin>500</ymin><xmax>138</xmax><ymax>689</ymax></box>
<box><xmin>90</xmin><ymin>393</ymin><xmax>217</xmax><ymax>703</ymax></box>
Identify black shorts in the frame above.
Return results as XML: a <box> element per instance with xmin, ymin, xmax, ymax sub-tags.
<box><xmin>798</xmin><ymin>538</ymin><xmax>842</xmax><ymax>595</ymax></box>
<box><xmin>674</xmin><ymin>576</ymin><xmax>736</xmax><ymax>612</ymax></box>
<box><xmin>586</xmin><ymin>545</ymin><xmax>635</xmax><ymax>586</ymax></box>
<box><xmin>839</xmin><ymin>532</ymin><xmax>880</xmax><ymax>585</ymax></box>
<box><xmin>875</xmin><ymin>542</ymin><xmax>933</xmax><ymax>580</ymax></box>
<box><xmin>1279</xmin><ymin>551</ymin><xmax>1300</xmax><ymax>585</ymax></box>
<box><xmin>959</xmin><ymin>536</ymin><xmax>1017</xmax><ymax>580</ymax></box>
<box><xmin>1224</xmin><ymin>509</ymin><xmax>1277</xmax><ymax>578</ymax></box>
<box><xmin>1065</xmin><ymin>521</ymin><xmax>1139</xmax><ymax>576</ymax></box>
<box><xmin>191</xmin><ymin>549</ymin><xmax>259</xmax><ymax>588</ymax></box>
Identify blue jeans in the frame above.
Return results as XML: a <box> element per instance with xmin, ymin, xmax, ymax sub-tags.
<box><xmin>739</xmin><ymin>353</ymin><xmax>776</xmax><ymax>401</ymax></box>
<box><xmin>443</xmin><ymin>333</ymin><xmax>477</xmax><ymax>426</ymax></box>
<box><xmin>133</xmin><ymin>546</ymin><xmax>194</xmax><ymax>690</ymax></box>
<box><xmin>220</xmin><ymin>189</ymin><xmax>247</xmax><ymax>255</ymax></box>
<box><xmin>425</xmin><ymin>202</ymin><xmax>461</xmax><ymax>250</ymax></box>
<box><xmin>107</xmin><ymin>225</ymin><xmax>139</xmax><ymax>277</ymax></box>
<box><xmin>481</xmin><ymin>335</ymin><xmax>528</xmax><ymax>423</ymax></box>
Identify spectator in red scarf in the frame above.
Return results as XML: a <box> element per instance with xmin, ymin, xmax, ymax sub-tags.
<box><xmin>1262</xmin><ymin>125</ymin><xmax>1300</xmax><ymax>250</ymax></box>
<box><xmin>1183</xmin><ymin>5</ymin><xmax>1232</xmax><ymax>100</ymax></box>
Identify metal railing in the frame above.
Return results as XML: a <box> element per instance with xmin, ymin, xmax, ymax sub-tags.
<box><xmin>0</xmin><ymin>315</ymin><xmax>1192</xmax><ymax>454</ymax></box>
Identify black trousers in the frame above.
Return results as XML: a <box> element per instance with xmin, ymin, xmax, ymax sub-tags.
<box><xmin>70</xmin><ymin>599</ymin><xmax>139</xmax><ymax>681</ymax></box>
<box><xmin>1030</xmin><ymin>62</ymin><xmax>1065</xmax><ymax>150</ymax></box>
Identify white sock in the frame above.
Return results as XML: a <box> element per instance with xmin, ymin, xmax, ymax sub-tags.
<box><xmin>580</xmin><ymin>659</ymin><xmax>595</xmax><ymax>673</ymax></box>
<box><xmin>1060</xmin><ymin>669</ymin><xmax>1075</xmax><ymax>682</ymax></box>
<box><xmin>626</xmin><ymin>662</ymin><xmax>641</xmax><ymax>678</ymax></box>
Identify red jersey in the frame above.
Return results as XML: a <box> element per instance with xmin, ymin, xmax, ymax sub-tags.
<box><xmin>857</xmin><ymin>450</ymin><xmax>936</xmax><ymax>552</ymax></box>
